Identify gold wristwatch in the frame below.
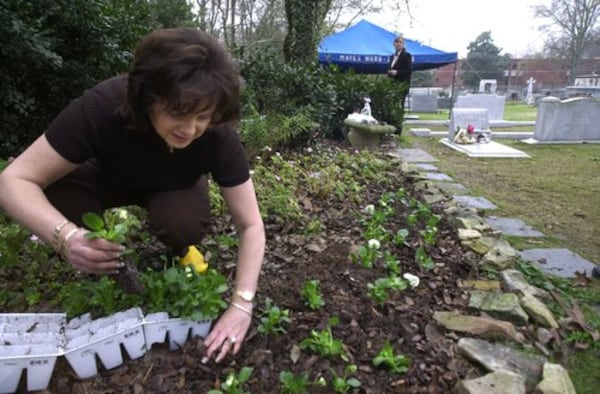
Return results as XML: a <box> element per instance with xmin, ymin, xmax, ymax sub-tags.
<box><xmin>234</xmin><ymin>289</ymin><xmax>255</xmax><ymax>302</ymax></box>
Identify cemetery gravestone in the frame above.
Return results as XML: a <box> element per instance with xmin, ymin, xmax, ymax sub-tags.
<box><xmin>449</xmin><ymin>108</ymin><xmax>490</xmax><ymax>141</ymax></box>
<box><xmin>479</xmin><ymin>79</ymin><xmax>498</xmax><ymax>93</ymax></box>
<box><xmin>455</xmin><ymin>94</ymin><xmax>506</xmax><ymax>120</ymax></box>
<box><xmin>533</xmin><ymin>96</ymin><xmax>600</xmax><ymax>142</ymax></box>
<box><xmin>410</xmin><ymin>94</ymin><xmax>438</xmax><ymax>113</ymax></box>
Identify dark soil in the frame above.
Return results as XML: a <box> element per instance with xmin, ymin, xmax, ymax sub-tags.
<box><xmin>43</xmin><ymin>138</ymin><xmax>481</xmax><ymax>393</ymax></box>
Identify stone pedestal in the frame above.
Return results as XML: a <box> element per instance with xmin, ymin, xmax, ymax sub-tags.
<box><xmin>343</xmin><ymin>119</ymin><xmax>396</xmax><ymax>151</ymax></box>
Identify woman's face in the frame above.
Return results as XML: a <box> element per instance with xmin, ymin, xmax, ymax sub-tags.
<box><xmin>149</xmin><ymin>103</ymin><xmax>214</xmax><ymax>150</ymax></box>
<box><xmin>394</xmin><ymin>38</ymin><xmax>404</xmax><ymax>51</ymax></box>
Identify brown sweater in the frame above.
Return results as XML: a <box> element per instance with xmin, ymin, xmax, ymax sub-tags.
<box><xmin>45</xmin><ymin>76</ymin><xmax>249</xmax><ymax>192</ymax></box>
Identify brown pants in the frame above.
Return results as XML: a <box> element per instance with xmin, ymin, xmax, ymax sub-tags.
<box><xmin>44</xmin><ymin>161</ymin><xmax>211</xmax><ymax>256</ymax></box>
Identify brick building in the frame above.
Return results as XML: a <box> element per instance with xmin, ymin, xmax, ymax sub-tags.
<box><xmin>430</xmin><ymin>58</ymin><xmax>600</xmax><ymax>98</ymax></box>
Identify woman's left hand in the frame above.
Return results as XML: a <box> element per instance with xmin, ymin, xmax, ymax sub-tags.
<box><xmin>202</xmin><ymin>304</ymin><xmax>252</xmax><ymax>363</ymax></box>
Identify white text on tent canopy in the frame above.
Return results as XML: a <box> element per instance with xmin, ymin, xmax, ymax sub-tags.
<box><xmin>337</xmin><ymin>54</ymin><xmax>388</xmax><ymax>64</ymax></box>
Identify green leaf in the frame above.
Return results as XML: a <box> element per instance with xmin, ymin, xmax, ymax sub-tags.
<box><xmin>82</xmin><ymin>212</ymin><xmax>105</xmax><ymax>231</ymax></box>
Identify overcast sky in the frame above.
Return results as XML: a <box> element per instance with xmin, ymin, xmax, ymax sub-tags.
<box><xmin>355</xmin><ymin>0</ymin><xmax>552</xmax><ymax>58</ymax></box>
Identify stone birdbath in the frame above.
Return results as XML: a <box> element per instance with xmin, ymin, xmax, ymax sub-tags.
<box><xmin>343</xmin><ymin>118</ymin><xmax>396</xmax><ymax>151</ymax></box>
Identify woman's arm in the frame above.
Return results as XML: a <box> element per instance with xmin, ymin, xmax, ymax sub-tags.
<box><xmin>0</xmin><ymin>135</ymin><xmax>79</xmax><ymax>242</ymax></box>
<box><xmin>202</xmin><ymin>177</ymin><xmax>265</xmax><ymax>362</ymax></box>
<box><xmin>0</xmin><ymin>134</ymin><xmax>124</xmax><ymax>274</ymax></box>
<box><xmin>221</xmin><ymin>178</ymin><xmax>265</xmax><ymax>299</ymax></box>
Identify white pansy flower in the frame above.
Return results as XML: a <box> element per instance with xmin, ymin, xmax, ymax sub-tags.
<box><xmin>368</xmin><ymin>239</ymin><xmax>380</xmax><ymax>249</ymax></box>
<box><xmin>306</xmin><ymin>147</ymin><xmax>313</xmax><ymax>153</ymax></box>
<box><xmin>403</xmin><ymin>273</ymin><xmax>420</xmax><ymax>288</ymax></box>
<box><xmin>117</xmin><ymin>208</ymin><xmax>128</xmax><ymax>220</ymax></box>
<box><xmin>363</xmin><ymin>204</ymin><xmax>375</xmax><ymax>215</ymax></box>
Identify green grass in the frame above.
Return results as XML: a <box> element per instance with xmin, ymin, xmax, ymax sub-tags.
<box><xmin>503</xmin><ymin>101</ymin><xmax>538</xmax><ymax>121</ymax></box>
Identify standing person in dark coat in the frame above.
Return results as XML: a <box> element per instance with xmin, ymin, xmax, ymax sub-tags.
<box><xmin>387</xmin><ymin>35</ymin><xmax>412</xmax><ymax>134</ymax></box>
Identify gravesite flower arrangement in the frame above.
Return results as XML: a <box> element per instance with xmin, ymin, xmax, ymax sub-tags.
<box><xmin>452</xmin><ymin>124</ymin><xmax>476</xmax><ymax>144</ymax></box>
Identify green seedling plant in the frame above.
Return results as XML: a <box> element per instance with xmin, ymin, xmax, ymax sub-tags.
<box><xmin>279</xmin><ymin>371</ymin><xmax>310</xmax><ymax>394</ymax></box>
<box><xmin>372</xmin><ymin>341</ymin><xmax>411</xmax><ymax>374</ymax></box>
<box><xmin>415</xmin><ymin>246</ymin><xmax>435</xmax><ymax>270</ymax></box>
<box><xmin>419</xmin><ymin>214</ymin><xmax>441</xmax><ymax>245</ymax></box>
<box><xmin>413</xmin><ymin>199</ymin><xmax>433</xmax><ymax>220</ymax></box>
<box><xmin>303</xmin><ymin>218</ymin><xmax>323</xmax><ymax>236</ymax></box>
<box><xmin>207</xmin><ymin>366</ymin><xmax>253</xmax><ymax>394</ymax></box>
<box><xmin>82</xmin><ymin>208</ymin><xmax>141</xmax><ymax>246</ymax></box>
<box><xmin>61</xmin><ymin>276</ymin><xmax>140</xmax><ymax>318</ymax></box>
<box><xmin>419</xmin><ymin>227</ymin><xmax>438</xmax><ymax>246</ymax></box>
<box><xmin>61</xmin><ymin>265</ymin><xmax>228</xmax><ymax>320</ymax></box>
<box><xmin>258</xmin><ymin>297</ymin><xmax>292</xmax><ymax>335</ymax></box>
<box><xmin>406</xmin><ymin>199</ymin><xmax>434</xmax><ymax>227</ymax></box>
<box><xmin>330</xmin><ymin>365</ymin><xmax>361</xmax><ymax>393</ymax></box>
<box><xmin>367</xmin><ymin>275</ymin><xmax>408</xmax><ymax>305</ymax></box>
<box><xmin>216</xmin><ymin>233</ymin><xmax>238</xmax><ymax>249</ymax></box>
<box><xmin>299</xmin><ymin>316</ymin><xmax>346</xmax><ymax>360</ymax></box>
<box><xmin>301</xmin><ymin>279</ymin><xmax>325</xmax><ymax>310</ymax></box>
<box><xmin>143</xmin><ymin>266</ymin><xmax>228</xmax><ymax>321</ymax></box>
<box><xmin>383</xmin><ymin>251</ymin><xmax>401</xmax><ymax>274</ymax></box>
<box><xmin>350</xmin><ymin>239</ymin><xmax>382</xmax><ymax>268</ymax></box>
<box><xmin>394</xmin><ymin>228</ymin><xmax>410</xmax><ymax>248</ymax></box>
<box><xmin>279</xmin><ymin>371</ymin><xmax>326</xmax><ymax>394</ymax></box>
<box><xmin>406</xmin><ymin>211</ymin><xmax>418</xmax><ymax>227</ymax></box>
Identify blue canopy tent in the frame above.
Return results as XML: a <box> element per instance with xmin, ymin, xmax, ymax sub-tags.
<box><xmin>318</xmin><ymin>19</ymin><xmax>458</xmax><ymax>73</ymax></box>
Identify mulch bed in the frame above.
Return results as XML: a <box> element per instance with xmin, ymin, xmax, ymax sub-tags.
<box><xmin>41</xmin><ymin>139</ymin><xmax>483</xmax><ymax>393</ymax></box>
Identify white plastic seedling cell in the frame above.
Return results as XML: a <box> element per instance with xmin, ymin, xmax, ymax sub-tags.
<box><xmin>0</xmin><ymin>344</ymin><xmax>59</xmax><ymax>393</ymax></box>
<box><xmin>0</xmin><ymin>313</ymin><xmax>65</xmax><ymax>393</ymax></box>
<box><xmin>143</xmin><ymin>314</ymin><xmax>212</xmax><ymax>350</ymax></box>
<box><xmin>190</xmin><ymin>320</ymin><xmax>212</xmax><ymax>338</ymax></box>
<box><xmin>63</xmin><ymin>308</ymin><xmax>145</xmax><ymax>379</ymax></box>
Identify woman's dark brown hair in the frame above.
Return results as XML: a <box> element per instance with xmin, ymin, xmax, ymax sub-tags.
<box><xmin>124</xmin><ymin>28</ymin><xmax>240</xmax><ymax>131</ymax></box>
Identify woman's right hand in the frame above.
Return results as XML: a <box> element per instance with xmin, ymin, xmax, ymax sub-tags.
<box><xmin>62</xmin><ymin>228</ymin><xmax>125</xmax><ymax>275</ymax></box>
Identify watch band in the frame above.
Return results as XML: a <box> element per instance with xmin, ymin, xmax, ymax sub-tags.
<box><xmin>234</xmin><ymin>289</ymin><xmax>255</xmax><ymax>302</ymax></box>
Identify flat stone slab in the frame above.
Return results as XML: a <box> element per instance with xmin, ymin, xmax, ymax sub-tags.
<box><xmin>410</xmin><ymin>128</ymin><xmax>431</xmax><ymax>137</ymax></box>
<box><xmin>453</xmin><ymin>195</ymin><xmax>498</xmax><ymax>210</ymax></box>
<box><xmin>424</xmin><ymin>131</ymin><xmax>534</xmax><ymax>140</ymax></box>
<box><xmin>415</xmin><ymin>163</ymin><xmax>438</xmax><ymax>171</ymax></box>
<box><xmin>425</xmin><ymin>172</ymin><xmax>453</xmax><ymax>181</ymax></box>
<box><xmin>485</xmin><ymin>217</ymin><xmax>544</xmax><ymax>237</ymax></box>
<box><xmin>440</xmin><ymin>138</ymin><xmax>531</xmax><ymax>158</ymax></box>
<box><xmin>522</xmin><ymin>138</ymin><xmax>600</xmax><ymax>145</ymax></box>
<box><xmin>519</xmin><ymin>248</ymin><xmax>597</xmax><ymax>278</ymax></box>
<box><xmin>390</xmin><ymin>148</ymin><xmax>438</xmax><ymax>162</ymax></box>
<box><xmin>436</xmin><ymin>182</ymin><xmax>468</xmax><ymax>193</ymax></box>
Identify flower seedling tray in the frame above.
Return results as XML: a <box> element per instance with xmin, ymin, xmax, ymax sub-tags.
<box><xmin>0</xmin><ymin>310</ymin><xmax>213</xmax><ymax>393</ymax></box>
<box><xmin>62</xmin><ymin>308</ymin><xmax>146</xmax><ymax>379</ymax></box>
<box><xmin>143</xmin><ymin>312</ymin><xmax>212</xmax><ymax>350</ymax></box>
<box><xmin>0</xmin><ymin>313</ymin><xmax>66</xmax><ymax>393</ymax></box>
